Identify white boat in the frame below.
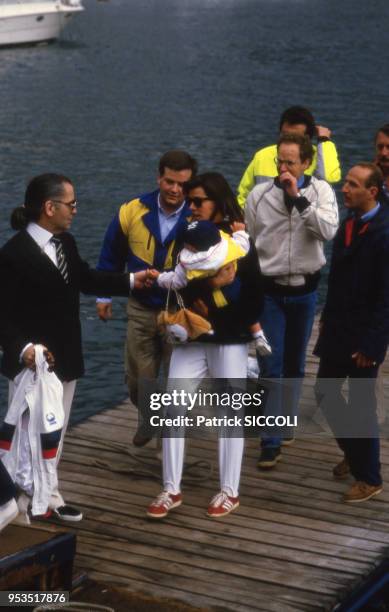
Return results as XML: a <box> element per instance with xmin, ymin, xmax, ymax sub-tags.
<box><xmin>0</xmin><ymin>0</ymin><xmax>84</xmax><ymax>46</ymax></box>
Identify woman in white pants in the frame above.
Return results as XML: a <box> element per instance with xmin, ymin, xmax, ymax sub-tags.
<box><xmin>147</xmin><ymin>173</ymin><xmax>263</xmax><ymax>519</ymax></box>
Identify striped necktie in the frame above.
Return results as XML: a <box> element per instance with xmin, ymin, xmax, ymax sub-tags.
<box><xmin>51</xmin><ymin>237</ymin><xmax>69</xmax><ymax>283</ymax></box>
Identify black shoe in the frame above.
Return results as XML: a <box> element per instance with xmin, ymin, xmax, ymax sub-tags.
<box><xmin>133</xmin><ymin>429</ymin><xmax>152</xmax><ymax>447</ymax></box>
<box><xmin>52</xmin><ymin>505</ymin><xmax>83</xmax><ymax>522</ymax></box>
<box><xmin>257</xmin><ymin>447</ymin><xmax>281</xmax><ymax>469</ymax></box>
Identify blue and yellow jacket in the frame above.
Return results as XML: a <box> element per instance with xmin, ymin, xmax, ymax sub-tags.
<box><xmin>97</xmin><ymin>190</ymin><xmax>190</xmax><ymax>308</ymax></box>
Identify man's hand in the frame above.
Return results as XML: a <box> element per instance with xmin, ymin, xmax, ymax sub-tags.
<box><xmin>44</xmin><ymin>348</ymin><xmax>55</xmax><ymax>371</ymax></box>
<box><xmin>351</xmin><ymin>351</ymin><xmax>377</xmax><ymax>368</ymax></box>
<box><xmin>133</xmin><ymin>270</ymin><xmax>157</xmax><ymax>290</ymax></box>
<box><xmin>279</xmin><ymin>171</ymin><xmax>299</xmax><ymax>198</ymax></box>
<box><xmin>22</xmin><ymin>345</ymin><xmax>36</xmax><ymax>369</ymax></box>
<box><xmin>208</xmin><ymin>263</ymin><xmax>236</xmax><ymax>288</ymax></box>
<box><xmin>22</xmin><ymin>345</ymin><xmax>55</xmax><ymax>370</ymax></box>
<box><xmin>96</xmin><ymin>302</ymin><xmax>113</xmax><ymax>321</ymax></box>
<box><xmin>316</xmin><ymin>125</ymin><xmax>332</xmax><ymax>140</ymax></box>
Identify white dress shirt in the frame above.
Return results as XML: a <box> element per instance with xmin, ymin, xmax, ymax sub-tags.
<box><xmin>26</xmin><ymin>222</ymin><xmax>57</xmax><ymax>266</ymax></box>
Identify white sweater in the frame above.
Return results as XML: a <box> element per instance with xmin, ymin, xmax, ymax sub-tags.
<box><xmin>0</xmin><ymin>346</ymin><xmax>64</xmax><ymax>517</ymax></box>
<box><xmin>158</xmin><ymin>230</ymin><xmax>250</xmax><ymax>290</ymax></box>
<box><xmin>245</xmin><ymin>177</ymin><xmax>339</xmax><ymax>287</ymax></box>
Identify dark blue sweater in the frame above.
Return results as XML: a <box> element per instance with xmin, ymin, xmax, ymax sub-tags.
<box><xmin>315</xmin><ymin>205</ymin><xmax>389</xmax><ymax>364</ymax></box>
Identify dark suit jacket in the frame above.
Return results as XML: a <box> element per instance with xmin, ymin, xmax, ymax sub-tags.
<box><xmin>0</xmin><ymin>460</ymin><xmax>16</xmax><ymax>505</ymax></box>
<box><xmin>0</xmin><ymin>230</ymin><xmax>130</xmax><ymax>381</ymax></box>
<box><xmin>315</xmin><ymin>205</ymin><xmax>389</xmax><ymax>364</ymax></box>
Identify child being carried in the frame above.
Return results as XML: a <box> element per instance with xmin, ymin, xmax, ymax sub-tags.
<box><xmin>151</xmin><ymin>220</ymin><xmax>271</xmax><ymax>355</ymax></box>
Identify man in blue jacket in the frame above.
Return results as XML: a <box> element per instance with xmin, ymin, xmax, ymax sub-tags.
<box><xmin>315</xmin><ymin>162</ymin><xmax>389</xmax><ymax>503</ymax></box>
<box><xmin>96</xmin><ymin>151</ymin><xmax>197</xmax><ymax>446</ymax></box>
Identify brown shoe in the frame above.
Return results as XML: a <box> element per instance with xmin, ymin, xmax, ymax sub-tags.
<box><xmin>133</xmin><ymin>429</ymin><xmax>152</xmax><ymax>447</ymax></box>
<box><xmin>333</xmin><ymin>458</ymin><xmax>350</xmax><ymax>480</ymax></box>
<box><xmin>343</xmin><ymin>481</ymin><xmax>383</xmax><ymax>503</ymax></box>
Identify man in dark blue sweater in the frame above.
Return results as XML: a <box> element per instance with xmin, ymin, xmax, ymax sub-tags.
<box><xmin>374</xmin><ymin>124</ymin><xmax>389</xmax><ymax>206</ymax></box>
<box><xmin>315</xmin><ymin>162</ymin><xmax>389</xmax><ymax>503</ymax></box>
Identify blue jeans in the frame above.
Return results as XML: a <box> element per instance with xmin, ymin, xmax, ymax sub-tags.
<box><xmin>258</xmin><ymin>291</ymin><xmax>317</xmax><ymax>448</ymax></box>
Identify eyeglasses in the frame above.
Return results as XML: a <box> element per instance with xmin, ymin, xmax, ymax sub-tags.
<box><xmin>274</xmin><ymin>157</ymin><xmax>298</xmax><ymax>168</ymax></box>
<box><xmin>187</xmin><ymin>196</ymin><xmax>211</xmax><ymax>208</ymax></box>
<box><xmin>52</xmin><ymin>199</ymin><xmax>78</xmax><ymax>210</ymax></box>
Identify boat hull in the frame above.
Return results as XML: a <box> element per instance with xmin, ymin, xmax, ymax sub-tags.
<box><xmin>0</xmin><ymin>3</ymin><xmax>83</xmax><ymax>46</ymax></box>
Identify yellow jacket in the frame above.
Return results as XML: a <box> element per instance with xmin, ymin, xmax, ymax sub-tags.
<box><xmin>237</xmin><ymin>141</ymin><xmax>341</xmax><ymax>208</ymax></box>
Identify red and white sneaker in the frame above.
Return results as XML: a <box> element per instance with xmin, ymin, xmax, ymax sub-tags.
<box><xmin>146</xmin><ymin>491</ymin><xmax>183</xmax><ymax>519</ymax></box>
<box><xmin>206</xmin><ymin>491</ymin><xmax>240</xmax><ymax>518</ymax></box>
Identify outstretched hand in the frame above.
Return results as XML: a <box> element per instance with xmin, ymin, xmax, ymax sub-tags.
<box><xmin>133</xmin><ymin>269</ymin><xmax>159</xmax><ymax>289</ymax></box>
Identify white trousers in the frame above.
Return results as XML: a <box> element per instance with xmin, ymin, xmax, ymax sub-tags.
<box><xmin>9</xmin><ymin>379</ymin><xmax>76</xmax><ymax>510</ymax></box>
<box><xmin>163</xmin><ymin>343</ymin><xmax>248</xmax><ymax>498</ymax></box>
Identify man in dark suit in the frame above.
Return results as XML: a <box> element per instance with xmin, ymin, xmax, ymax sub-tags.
<box><xmin>315</xmin><ymin>163</ymin><xmax>389</xmax><ymax>503</ymax></box>
<box><xmin>0</xmin><ymin>173</ymin><xmax>148</xmax><ymax>521</ymax></box>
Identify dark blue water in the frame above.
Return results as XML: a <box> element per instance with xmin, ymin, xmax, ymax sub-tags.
<box><xmin>0</xmin><ymin>0</ymin><xmax>388</xmax><ymax>422</ymax></box>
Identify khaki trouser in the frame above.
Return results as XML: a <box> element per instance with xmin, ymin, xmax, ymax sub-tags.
<box><xmin>125</xmin><ymin>296</ymin><xmax>172</xmax><ymax>409</ymax></box>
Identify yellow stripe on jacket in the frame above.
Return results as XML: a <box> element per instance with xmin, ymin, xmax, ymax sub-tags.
<box><xmin>119</xmin><ymin>198</ymin><xmax>175</xmax><ymax>269</ymax></box>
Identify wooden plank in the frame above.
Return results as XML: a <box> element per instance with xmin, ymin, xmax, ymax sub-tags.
<box><xmin>57</xmin><ymin>481</ymin><xmax>388</xmax><ymax>559</ymax></box>
<box><xmin>74</xmin><ymin>561</ymin><xmax>266</xmax><ymax>612</ymax></box>
<box><xmin>20</xmin><ymin>319</ymin><xmax>389</xmax><ymax>612</ymax></box>
<box><xmin>58</xmin><ymin>456</ymin><xmax>389</xmax><ymax>544</ymax></box>
<box><xmin>75</xmin><ymin>553</ymin><xmax>330</xmax><ymax>612</ymax></box>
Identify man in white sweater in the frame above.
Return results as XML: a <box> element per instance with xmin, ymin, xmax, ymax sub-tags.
<box><xmin>245</xmin><ymin>133</ymin><xmax>339</xmax><ymax>468</ymax></box>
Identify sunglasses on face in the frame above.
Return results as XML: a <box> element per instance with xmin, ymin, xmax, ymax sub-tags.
<box><xmin>187</xmin><ymin>196</ymin><xmax>211</xmax><ymax>208</ymax></box>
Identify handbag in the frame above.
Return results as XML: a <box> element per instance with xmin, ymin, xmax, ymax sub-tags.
<box><xmin>157</xmin><ymin>286</ymin><xmax>213</xmax><ymax>344</ymax></box>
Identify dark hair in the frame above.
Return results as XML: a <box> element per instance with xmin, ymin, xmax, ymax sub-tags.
<box><xmin>354</xmin><ymin>162</ymin><xmax>383</xmax><ymax>196</ymax></box>
<box><xmin>184</xmin><ymin>172</ymin><xmax>244</xmax><ymax>223</ymax></box>
<box><xmin>10</xmin><ymin>173</ymin><xmax>73</xmax><ymax>231</ymax></box>
<box><xmin>375</xmin><ymin>124</ymin><xmax>389</xmax><ymax>142</ymax></box>
<box><xmin>277</xmin><ymin>133</ymin><xmax>314</xmax><ymax>164</ymax></box>
<box><xmin>158</xmin><ymin>150</ymin><xmax>198</xmax><ymax>177</ymax></box>
<box><xmin>279</xmin><ymin>106</ymin><xmax>315</xmax><ymax>140</ymax></box>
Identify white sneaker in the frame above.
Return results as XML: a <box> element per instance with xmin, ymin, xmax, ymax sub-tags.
<box><xmin>255</xmin><ymin>331</ymin><xmax>272</xmax><ymax>356</ymax></box>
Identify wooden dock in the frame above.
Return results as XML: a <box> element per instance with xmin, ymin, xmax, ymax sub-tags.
<box><xmin>33</xmin><ymin>320</ymin><xmax>389</xmax><ymax>611</ymax></box>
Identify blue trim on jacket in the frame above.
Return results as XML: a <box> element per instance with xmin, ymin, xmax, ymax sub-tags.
<box><xmin>98</xmin><ymin>189</ymin><xmax>190</xmax><ymax>308</ymax></box>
